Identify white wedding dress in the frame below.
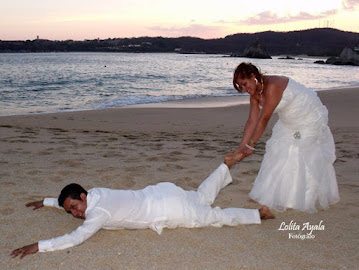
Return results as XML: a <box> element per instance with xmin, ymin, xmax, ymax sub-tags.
<box><xmin>248</xmin><ymin>78</ymin><xmax>340</xmax><ymax>213</ymax></box>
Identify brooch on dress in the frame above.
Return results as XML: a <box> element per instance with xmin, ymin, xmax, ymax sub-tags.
<box><xmin>294</xmin><ymin>131</ymin><xmax>301</xmax><ymax>139</ymax></box>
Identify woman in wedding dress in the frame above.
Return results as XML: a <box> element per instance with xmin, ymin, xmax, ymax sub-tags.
<box><xmin>229</xmin><ymin>62</ymin><xmax>339</xmax><ymax>213</ymax></box>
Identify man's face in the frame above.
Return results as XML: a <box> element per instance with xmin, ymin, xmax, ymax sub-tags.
<box><xmin>63</xmin><ymin>193</ymin><xmax>87</xmax><ymax>219</ymax></box>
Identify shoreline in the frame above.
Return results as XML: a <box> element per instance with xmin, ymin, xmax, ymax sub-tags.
<box><xmin>1</xmin><ymin>86</ymin><xmax>358</xmax><ymax>118</ymax></box>
<box><xmin>125</xmin><ymin>86</ymin><xmax>359</xmax><ymax>109</ymax></box>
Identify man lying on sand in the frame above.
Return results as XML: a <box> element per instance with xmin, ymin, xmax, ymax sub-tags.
<box><xmin>11</xmin><ymin>154</ymin><xmax>274</xmax><ymax>259</ymax></box>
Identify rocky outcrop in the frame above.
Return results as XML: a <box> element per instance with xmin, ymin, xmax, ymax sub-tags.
<box><xmin>242</xmin><ymin>41</ymin><xmax>272</xmax><ymax>59</ymax></box>
<box><xmin>321</xmin><ymin>47</ymin><xmax>359</xmax><ymax>66</ymax></box>
<box><xmin>231</xmin><ymin>41</ymin><xmax>272</xmax><ymax>59</ymax></box>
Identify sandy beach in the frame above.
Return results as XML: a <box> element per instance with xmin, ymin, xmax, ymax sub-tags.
<box><xmin>1</xmin><ymin>87</ymin><xmax>358</xmax><ymax>270</ymax></box>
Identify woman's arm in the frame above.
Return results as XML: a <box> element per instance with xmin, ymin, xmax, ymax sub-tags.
<box><xmin>239</xmin><ymin>96</ymin><xmax>261</xmax><ymax>149</ymax></box>
<box><xmin>240</xmin><ymin>81</ymin><xmax>283</xmax><ymax>156</ymax></box>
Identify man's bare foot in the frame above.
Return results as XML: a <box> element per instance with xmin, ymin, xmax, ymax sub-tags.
<box><xmin>224</xmin><ymin>152</ymin><xmax>243</xmax><ymax>169</ymax></box>
<box><xmin>259</xmin><ymin>206</ymin><xmax>275</xmax><ymax>220</ymax></box>
<box><xmin>249</xmin><ymin>198</ymin><xmax>258</xmax><ymax>204</ymax></box>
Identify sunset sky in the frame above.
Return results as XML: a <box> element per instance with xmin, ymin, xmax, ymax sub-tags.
<box><xmin>1</xmin><ymin>0</ymin><xmax>358</xmax><ymax>40</ymax></box>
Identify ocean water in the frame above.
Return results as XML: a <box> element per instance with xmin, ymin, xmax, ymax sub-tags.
<box><xmin>0</xmin><ymin>52</ymin><xmax>358</xmax><ymax>116</ymax></box>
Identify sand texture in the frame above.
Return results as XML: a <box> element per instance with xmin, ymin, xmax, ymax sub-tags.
<box><xmin>1</xmin><ymin>88</ymin><xmax>358</xmax><ymax>269</ymax></box>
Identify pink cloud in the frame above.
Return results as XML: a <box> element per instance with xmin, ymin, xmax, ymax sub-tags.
<box><xmin>342</xmin><ymin>0</ymin><xmax>359</xmax><ymax>10</ymax></box>
<box><xmin>241</xmin><ymin>9</ymin><xmax>338</xmax><ymax>25</ymax></box>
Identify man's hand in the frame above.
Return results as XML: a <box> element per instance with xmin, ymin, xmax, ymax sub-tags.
<box><xmin>235</xmin><ymin>146</ymin><xmax>253</xmax><ymax>162</ymax></box>
<box><xmin>26</xmin><ymin>200</ymin><xmax>44</xmax><ymax>210</ymax></box>
<box><xmin>11</xmin><ymin>243</ymin><xmax>39</xmax><ymax>259</ymax></box>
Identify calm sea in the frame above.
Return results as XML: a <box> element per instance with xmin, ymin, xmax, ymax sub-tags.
<box><xmin>0</xmin><ymin>52</ymin><xmax>358</xmax><ymax>116</ymax></box>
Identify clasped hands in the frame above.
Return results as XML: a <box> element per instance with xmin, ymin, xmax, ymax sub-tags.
<box><xmin>230</xmin><ymin>146</ymin><xmax>254</xmax><ymax>163</ymax></box>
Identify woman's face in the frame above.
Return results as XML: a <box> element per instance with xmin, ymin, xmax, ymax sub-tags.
<box><xmin>235</xmin><ymin>74</ymin><xmax>256</xmax><ymax>96</ymax></box>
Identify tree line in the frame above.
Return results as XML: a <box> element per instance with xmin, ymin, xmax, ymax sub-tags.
<box><xmin>1</xmin><ymin>28</ymin><xmax>358</xmax><ymax>57</ymax></box>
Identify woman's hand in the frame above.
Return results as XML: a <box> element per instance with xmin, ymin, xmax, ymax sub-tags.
<box><xmin>241</xmin><ymin>146</ymin><xmax>254</xmax><ymax>157</ymax></box>
<box><xmin>236</xmin><ymin>145</ymin><xmax>254</xmax><ymax>160</ymax></box>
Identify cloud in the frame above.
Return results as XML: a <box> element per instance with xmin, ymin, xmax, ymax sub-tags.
<box><xmin>148</xmin><ymin>24</ymin><xmax>223</xmax><ymax>38</ymax></box>
<box><xmin>342</xmin><ymin>0</ymin><xmax>359</xmax><ymax>10</ymax></box>
<box><xmin>240</xmin><ymin>9</ymin><xmax>338</xmax><ymax>25</ymax></box>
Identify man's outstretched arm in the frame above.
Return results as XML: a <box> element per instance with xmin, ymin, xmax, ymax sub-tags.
<box><xmin>26</xmin><ymin>200</ymin><xmax>44</xmax><ymax>210</ymax></box>
<box><xmin>26</xmin><ymin>198</ymin><xmax>63</xmax><ymax>210</ymax></box>
<box><xmin>10</xmin><ymin>199</ymin><xmax>49</xmax><ymax>259</ymax></box>
<box><xmin>10</xmin><ymin>198</ymin><xmax>63</xmax><ymax>259</ymax></box>
<box><xmin>11</xmin><ymin>208</ymin><xmax>110</xmax><ymax>258</ymax></box>
<box><xmin>10</xmin><ymin>243</ymin><xmax>39</xmax><ymax>259</ymax></box>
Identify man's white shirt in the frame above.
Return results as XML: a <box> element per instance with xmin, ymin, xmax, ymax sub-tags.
<box><xmin>38</xmin><ymin>164</ymin><xmax>261</xmax><ymax>252</ymax></box>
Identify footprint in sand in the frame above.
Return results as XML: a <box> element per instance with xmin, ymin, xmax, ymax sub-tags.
<box><xmin>146</xmin><ymin>156</ymin><xmax>160</xmax><ymax>162</ymax></box>
<box><xmin>121</xmin><ymin>179</ymin><xmax>136</xmax><ymax>188</ymax></box>
<box><xmin>123</xmin><ymin>165</ymin><xmax>151</xmax><ymax>172</ymax></box>
<box><xmin>103</xmin><ymin>178</ymin><xmax>136</xmax><ymax>189</ymax></box>
<box><xmin>0</xmin><ymin>125</ymin><xmax>14</xmax><ymax>128</ymax></box>
<box><xmin>231</xmin><ymin>179</ymin><xmax>241</xmax><ymax>186</ymax></box>
<box><xmin>26</xmin><ymin>170</ymin><xmax>40</xmax><ymax>176</ymax></box>
<box><xmin>157</xmin><ymin>163</ymin><xmax>185</xmax><ymax>172</ymax></box>
<box><xmin>38</xmin><ymin>149</ymin><xmax>54</xmax><ymax>156</ymax></box>
<box><xmin>148</xmin><ymin>144</ymin><xmax>163</xmax><ymax>151</ymax></box>
<box><xmin>163</xmin><ymin>155</ymin><xmax>185</xmax><ymax>162</ymax></box>
<box><xmin>169</xmin><ymin>150</ymin><xmax>185</xmax><ymax>155</ymax></box>
<box><xmin>106</xmin><ymin>137</ymin><xmax>119</xmax><ymax>142</ymax></box>
<box><xmin>0</xmin><ymin>172</ymin><xmax>10</xmax><ymax>178</ymax></box>
<box><xmin>102</xmin><ymin>152</ymin><xmax>126</xmax><ymax>158</ymax></box>
<box><xmin>12</xmin><ymin>191</ymin><xmax>27</xmax><ymax>196</ymax></box>
<box><xmin>242</xmin><ymin>160</ymin><xmax>259</xmax><ymax>165</ymax></box>
<box><xmin>56</xmin><ymin>159</ymin><xmax>85</xmax><ymax>168</ymax></box>
<box><xmin>0</xmin><ymin>208</ymin><xmax>15</xmax><ymax>215</ymax></box>
<box><xmin>10</xmin><ymin>139</ymin><xmax>30</xmax><ymax>143</ymax></box>
<box><xmin>241</xmin><ymin>169</ymin><xmax>259</xmax><ymax>176</ymax></box>
<box><xmin>2</xmin><ymin>181</ymin><xmax>16</xmax><ymax>187</ymax></box>
<box><xmin>194</xmin><ymin>154</ymin><xmax>216</xmax><ymax>159</ymax></box>
<box><xmin>51</xmin><ymin>176</ymin><xmax>64</xmax><ymax>183</ymax></box>
<box><xmin>23</xmin><ymin>195</ymin><xmax>45</xmax><ymax>201</ymax></box>
<box><xmin>174</xmin><ymin>176</ymin><xmax>197</xmax><ymax>189</ymax></box>
<box><xmin>339</xmin><ymin>149</ymin><xmax>359</xmax><ymax>159</ymax></box>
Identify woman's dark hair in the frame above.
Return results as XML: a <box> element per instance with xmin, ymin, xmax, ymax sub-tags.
<box><xmin>233</xmin><ymin>62</ymin><xmax>263</xmax><ymax>92</ymax></box>
<box><xmin>58</xmin><ymin>183</ymin><xmax>88</xmax><ymax>207</ymax></box>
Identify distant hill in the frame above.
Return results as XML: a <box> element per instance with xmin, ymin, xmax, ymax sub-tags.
<box><xmin>222</xmin><ymin>28</ymin><xmax>359</xmax><ymax>56</ymax></box>
<box><xmin>1</xmin><ymin>28</ymin><xmax>359</xmax><ymax>56</ymax></box>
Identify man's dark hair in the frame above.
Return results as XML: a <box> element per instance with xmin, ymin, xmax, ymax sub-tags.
<box><xmin>58</xmin><ymin>183</ymin><xmax>88</xmax><ymax>207</ymax></box>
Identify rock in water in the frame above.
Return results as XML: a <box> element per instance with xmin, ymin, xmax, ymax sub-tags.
<box><xmin>339</xmin><ymin>47</ymin><xmax>359</xmax><ymax>65</ymax></box>
<box><xmin>243</xmin><ymin>41</ymin><xmax>272</xmax><ymax>59</ymax></box>
<box><xmin>324</xmin><ymin>47</ymin><xmax>359</xmax><ymax>66</ymax></box>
